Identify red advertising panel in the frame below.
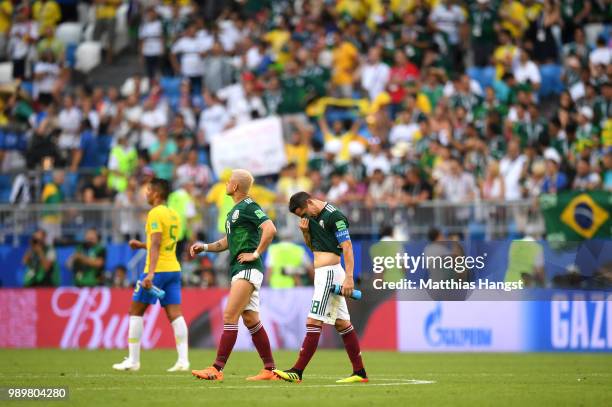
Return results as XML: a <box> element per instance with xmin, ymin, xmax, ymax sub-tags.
<box><xmin>0</xmin><ymin>288</ymin><xmax>396</xmax><ymax>350</ymax></box>
<box><xmin>0</xmin><ymin>288</ymin><xmax>227</xmax><ymax>349</ymax></box>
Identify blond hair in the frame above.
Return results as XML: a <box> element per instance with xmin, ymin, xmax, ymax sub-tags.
<box><xmin>232</xmin><ymin>169</ymin><xmax>254</xmax><ymax>193</ymax></box>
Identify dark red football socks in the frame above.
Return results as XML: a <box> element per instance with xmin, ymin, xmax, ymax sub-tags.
<box><xmin>213</xmin><ymin>323</ymin><xmax>239</xmax><ymax>371</ymax></box>
<box><xmin>339</xmin><ymin>324</ymin><xmax>365</xmax><ymax>373</ymax></box>
<box><xmin>248</xmin><ymin>321</ymin><xmax>275</xmax><ymax>370</ymax></box>
<box><xmin>293</xmin><ymin>324</ymin><xmax>322</xmax><ymax>372</ymax></box>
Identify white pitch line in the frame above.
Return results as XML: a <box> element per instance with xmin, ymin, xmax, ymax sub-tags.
<box><xmin>73</xmin><ymin>380</ymin><xmax>436</xmax><ymax>391</ymax></box>
<box><xmin>0</xmin><ymin>374</ymin><xmax>427</xmax><ymax>380</ymax></box>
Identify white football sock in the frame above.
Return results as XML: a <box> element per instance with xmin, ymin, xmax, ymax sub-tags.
<box><xmin>128</xmin><ymin>316</ymin><xmax>143</xmax><ymax>364</ymax></box>
<box><xmin>171</xmin><ymin>316</ymin><xmax>189</xmax><ymax>364</ymax></box>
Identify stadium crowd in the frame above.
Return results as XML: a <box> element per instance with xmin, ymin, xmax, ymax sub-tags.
<box><xmin>0</xmin><ymin>0</ymin><xmax>610</xmax><ymax>287</ymax></box>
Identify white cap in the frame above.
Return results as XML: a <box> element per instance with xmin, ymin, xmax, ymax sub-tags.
<box><xmin>579</xmin><ymin>106</ymin><xmax>593</xmax><ymax>120</ymax></box>
<box><xmin>348</xmin><ymin>141</ymin><xmax>366</xmax><ymax>157</ymax></box>
<box><xmin>324</xmin><ymin>139</ymin><xmax>342</xmax><ymax>155</ymax></box>
<box><xmin>391</xmin><ymin>141</ymin><xmax>411</xmax><ymax>158</ymax></box>
<box><xmin>543</xmin><ymin>147</ymin><xmax>561</xmax><ymax>164</ymax></box>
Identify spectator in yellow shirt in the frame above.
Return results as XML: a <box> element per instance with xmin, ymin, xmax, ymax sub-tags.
<box><xmin>319</xmin><ymin>115</ymin><xmax>369</xmax><ymax>163</ymax></box>
<box><xmin>276</xmin><ymin>163</ymin><xmax>312</xmax><ymax>202</ymax></box>
<box><xmin>284</xmin><ymin>116</ymin><xmax>313</xmax><ymax>177</ymax></box>
<box><xmin>0</xmin><ymin>0</ymin><xmax>13</xmax><ymax>60</ymax></box>
<box><xmin>336</xmin><ymin>0</ymin><xmax>368</xmax><ymax>21</ymax></box>
<box><xmin>206</xmin><ymin>168</ymin><xmax>277</xmax><ymax>235</ymax></box>
<box><xmin>499</xmin><ymin>0</ymin><xmax>528</xmax><ymax>40</ymax></box>
<box><xmin>32</xmin><ymin>0</ymin><xmax>61</xmax><ymax>34</ymax></box>
<box><xmin>263</xmin><ymin>19</ymin><xmax>290</xmax><ymax>66</ymax></box>
<box><xmin>37</xmin><ymin>26</ymin><xmax>65</xmax><ymax>64</ymax></box>
<box><xmin>493</xmin><ymin>30</ymin><xmax>519</xmax><ymax>79</ymax></box>
<box><xmin>93</xmin><ymin>0</ymin><xmax>122</xmax><ymax>63</ymax></box>
<box><xmin>331</xmin><ymin>32</ymin><xmax>359</xmax><ymax>98</ymax></box>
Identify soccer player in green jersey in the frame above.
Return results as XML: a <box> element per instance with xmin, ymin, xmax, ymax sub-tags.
<box><xmin>190</xmin><ymin>169</ymin><xmax>279</xmax><ymax>381</ymax></box>
<box><xmin>274</xmin><ymin>191</ymin><xmax>368</xmax><ymax>383</ymax></box>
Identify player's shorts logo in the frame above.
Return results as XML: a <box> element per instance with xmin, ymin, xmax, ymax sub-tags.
<box><xmin>232</xmin><ymin>210</ymin><xmax>240</xmax><ymax>222</ymax></box>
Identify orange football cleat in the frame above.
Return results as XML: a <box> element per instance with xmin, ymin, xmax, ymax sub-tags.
<box><xmin>192</xmin><ymin>366</ymin><xmax>224</xmax><ymax>381</ymax></box>
<box><xmin>246</xmin><ymin>369</ymin><xmax>282</xmax><ymax>381</ymax></box>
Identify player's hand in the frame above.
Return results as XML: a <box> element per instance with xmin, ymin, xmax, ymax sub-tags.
<box><xmin>142</xmin><ymin>274</ymin><xmax>154</xmax><ymax>290</ymax></box>
<box><xmin>190</xmin><ymin>242</ymin><xmax>207</xmax><ymax>257</ymax></box>
<box><xmin>237</xmin><ymin>252</ymin><xmax>257</xmax><ymax>263</ymax></box>
<box><xmin>299</xmin><ymin>217</ymin><xmax>309</xmax><ymax>232</ymax></box>
<box><xmin>341</xmin><ymin>276</ymin><xmax>354</xmax><ymax>298</ymax></box>
<box><xmin>129</xmin><ymin>239</ymin><xmax>143</xmax><ymax>250</ymax></box>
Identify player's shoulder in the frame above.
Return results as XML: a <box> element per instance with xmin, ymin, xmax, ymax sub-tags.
<box><xmin>324</xmin><ymin>203</ymin><xmax>347</xmax><ymax>219</ymax></box>
<box><xmin>149</xmin><ymin>205</ymin><xmax>177</xmax><ymax>219</ymax></box>
<box><xmin>242</xmin><ymin>197</ymin><xmax>262</xmax><ymax>210</ymax></box>
<box><xmin>166</xmin><ymin>206</ymin><xmax>180</xmax><ymax>221</ymax></box>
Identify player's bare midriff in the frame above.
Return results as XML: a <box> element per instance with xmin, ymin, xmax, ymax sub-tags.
<box><xmin>313</xmin><ymin>251</ymin><xmax>341</xmax><ymax>269</ymax></box>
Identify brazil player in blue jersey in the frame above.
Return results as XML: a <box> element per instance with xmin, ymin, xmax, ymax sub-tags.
<box><xmin>274</xmin><ymin>191</ymin><xmax>368</xmax><ymax>383</ymax></box>
<box><xmin>112</xmin><ymin>178</ymin><xmax>189</xmax><ymax>372</ymax></box>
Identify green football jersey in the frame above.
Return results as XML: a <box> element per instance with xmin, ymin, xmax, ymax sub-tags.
<box><xmin>226</xmin><ymin>197</ymin><xmax>270</xmax><ymax>276</ymax></box>
<box><xmin>306</xmin><ymin>203</ymin><xmax>350</xmax><ymax>256</ymax></box>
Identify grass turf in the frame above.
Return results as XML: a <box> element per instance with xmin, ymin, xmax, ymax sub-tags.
<box><xmin>0</xmin><ymin>349</ymin><xmax>611</xmax><ymax>406</ymax></box>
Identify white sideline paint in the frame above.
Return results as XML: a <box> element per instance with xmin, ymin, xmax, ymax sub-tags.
<box><xmin>75</xmin><ymin>380</ymin><xmax>436</xmax><ymax>391</ymax></box>
<box><xmin>0</xmin><ymin>373</ymin><xmax>433</xmax><ymax>381</ymax></box>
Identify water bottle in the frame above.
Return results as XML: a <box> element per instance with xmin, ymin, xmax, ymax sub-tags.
<box><xmin>330</xmin><ymin>284</ymin><xmax>362</xmax><ymax>300</ymax></box>
<box><xmin>147</xmin><ymin>285</ymin><xmax>166</xmax><ymax>300</ymax></box>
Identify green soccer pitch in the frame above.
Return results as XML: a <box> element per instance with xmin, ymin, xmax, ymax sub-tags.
<box><xmin>1</xmin><ymin>350</ymin><xmax>611</xmax><ymax>406</ymax></box>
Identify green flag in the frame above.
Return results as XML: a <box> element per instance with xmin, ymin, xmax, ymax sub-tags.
<box><xmin>539</xmin><ymin>191</ymin><xmax>612</xmax><ymax>241</ymax></box>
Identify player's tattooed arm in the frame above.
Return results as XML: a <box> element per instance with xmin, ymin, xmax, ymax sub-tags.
<box><xmin>189</xmin><ymin>236</ymin><xmax>228</xmax><ymax>257</ymax></box>
<box><xmin>209</xmin><ymin>236</ymin><xmax>229</xmax><ymax>252</ymax></box>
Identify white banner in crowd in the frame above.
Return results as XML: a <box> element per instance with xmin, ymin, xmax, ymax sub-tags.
<box><xmin>210</xmin><ymin>116</ymin><xmax>287</xmax><ymax>176</ymax></box>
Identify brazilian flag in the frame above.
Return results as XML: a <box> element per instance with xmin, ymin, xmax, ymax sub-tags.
<box><xmin>540</xmin><ymin>191</ymin><xmax>612</xmax><ymax>241</ymax></box>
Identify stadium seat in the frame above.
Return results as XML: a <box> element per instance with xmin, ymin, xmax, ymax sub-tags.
<box><xmin>0</xmin><ymin>174</ymin><xmax>12</xmax><ymax>203</ymax></box>
<box><xmin>0</xmin><ymin>62</ymin><xmax>12</xmax><ymax>84</ymax></box>
<box><xmin>113</xmin><ymin>4</ymin><xmax>130</xmax><ymax>54</ymax></box>
<box><xmin>160</xmin><ymin>76</ymin><xmax>182</xmax><ymax>98</ymax></box>
<box><xmin>55</xmin><ymin>22</ymin><xmax>83</xmax><ymax>46</ymax></box>
<box><xmin>66</xmin><ymin>44</ymin><xmax>78</xmax><ymax>69</ymax></box>
<box><xmin>75</xmin><ymin>41</ymin><xmax>102</xmax><ymax>73</ymax></box>
<box><xmin>538</xmin><ymin>64</ymin><xmax>564</xmax><ymax>98</ymax></box>
<box><xmin>467</xmin><ymin>66</ymin><xmax>496</xmax><ymax>91</ymax></box>
<box><xmin>82</xmin><ymin>4</ymin><xmax>129</xmax><ymax>55</ymax></box>
<box><xmin>20</xmin><ymin>81</ymin><xmax>34</xmax><ymax>97</ymax></box>
<box><xmin>584</xmin><ymin>23</ymin><xmax>605</xmax><ymax>46</ymax></box>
